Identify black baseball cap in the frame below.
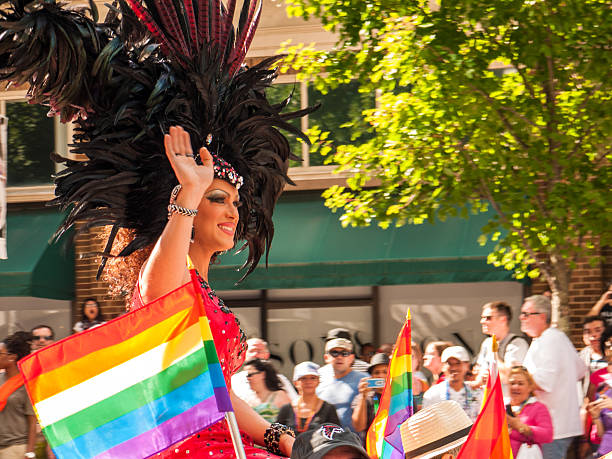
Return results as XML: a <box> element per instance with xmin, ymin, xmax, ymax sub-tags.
<box><xmin>290</xmin><ymin>424</ymin><xmax>369</xmax><ymax>459</ymax></box>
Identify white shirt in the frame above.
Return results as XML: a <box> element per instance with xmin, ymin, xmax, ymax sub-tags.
<box><xmin>422</xmin><ymin>381</ymin><xmax>483</xmax><ymax>422</ymax></box>
<box><xmin>523</xmin><ymin>326</ymin><xmax>587</xmax><ymax>439</ymax></box>
<box><xmin>231</xmin><ymin>370</ymin><xmax>297</xmax><ymax>406</ymax></box>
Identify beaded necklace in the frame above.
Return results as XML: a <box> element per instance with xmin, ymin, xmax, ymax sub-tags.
<box><xmin>444</xmin><ymin>381</ymin><xmax>471</xmax><ymax>412</ymax></box>
<box><xmin>293</xmin><ymin>397</ymin><xmax>321</xmax><ymax>433</ymax></box>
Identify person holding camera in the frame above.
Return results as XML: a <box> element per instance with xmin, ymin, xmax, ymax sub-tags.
<box><xmin>351</xmin><ymin>353</ymin><xmax>390</xmax><ymax>435</ymax></box>
<box><xmin>588</xmin><ymin>284</ymin><xmax>612</xmax><ymax>327</ymax></box>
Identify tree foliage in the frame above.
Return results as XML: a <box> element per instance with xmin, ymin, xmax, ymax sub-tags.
<box><xmin>281</xmin><ymin>0</ymin><xmax>612</xmax><ymax>317</ymax></box>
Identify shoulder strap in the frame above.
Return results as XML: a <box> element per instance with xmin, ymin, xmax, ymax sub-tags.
<box><xmin>498</xmin><ymin>334</ymin><xmax>526</xmax><ymax>361</ymax></box>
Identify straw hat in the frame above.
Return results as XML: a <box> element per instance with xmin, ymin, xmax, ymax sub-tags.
<box><xmin>401</xmin><ymin>401</ymin><xmax>472</xmax><ymax>459</ymax></box>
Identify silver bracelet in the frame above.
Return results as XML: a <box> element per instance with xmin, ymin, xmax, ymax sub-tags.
<box><xmin>170</xmin><ymin>184</ymin><xmax>182</xmax><ymax>203</ymax></box>
<box><xmin>167</xmin><ymin>184</ymin><xmax>198</xmax><ymax>218</ymax></box>
<box><xmin>167</xmin><ymin>203</ymin><xmax>198</xmax><ymax>218</ymax></box>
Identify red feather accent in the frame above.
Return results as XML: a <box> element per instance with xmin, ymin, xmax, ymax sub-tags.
<box><xmin>218</xmin><ymin>0</ymin><xmax>236</xmax><ymax>58</ymax></box>
<box><xmin>240</xmin><ymin>0</ymin><xmax>261</xmax><ymax>57</ymax></box>
<box><xmin>156</xmin><ymin>0</ymin><xmax>191</xmax><ymax>58</ymax></box>
<box><xmin>230</xmin><ymin>0</ymin><xmax>261</xmax><ymax>75</ymax></box>
<box><xmin>183</xmin><ymin>0</ymin><xmax>199</xmax><ymax>50</ymax></box>
<box><xmin>211</xmin><ymin>0</ymin><xmax>220</xmax><ymax>45</ymax></box>
<box><xmin>231</xmin><ymin>0</ymin><xmax>257</xmax><ymax>61</ymax></box>
<box><xmin>125</xmin><ymin>0</ymin><xmax>177</xmax><ymax>55</ymax></box>
<box><xmin>198</xmin><ymin>0</ymin><xmax>210</xmax><ymax>44</ymax></box>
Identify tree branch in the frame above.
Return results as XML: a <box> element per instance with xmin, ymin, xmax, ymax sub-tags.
<box><xmin>459</xmin><ymin>145</ymin><xmax>553</xmax><ymax>281</ymax></box>
<box><xmin>468</xmin><ymin>84</ymin><xmax>532</xmax><ymax>151</ymax></box>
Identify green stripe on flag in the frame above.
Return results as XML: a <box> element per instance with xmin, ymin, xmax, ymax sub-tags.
<box><xmin>203</xmin><ymin>336</ymin><xmax>220</xmax><ymax>364</ymax></box>
<box><xmin>390</xmin><ymin>373</ymin><xmax>412</xmax><ymax>397</ymax></box>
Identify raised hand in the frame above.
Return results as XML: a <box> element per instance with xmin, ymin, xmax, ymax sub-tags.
<box><xmin>164</xmin><ymin>126</ymin><xmax>214</xmax><ymax>208</ymax></box>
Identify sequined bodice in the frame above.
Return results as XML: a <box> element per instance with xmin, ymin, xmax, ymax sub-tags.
<box><xmin>194</xmin><ymin>273</ymin><xmax>248</xmax><ymax>387</ymax></box>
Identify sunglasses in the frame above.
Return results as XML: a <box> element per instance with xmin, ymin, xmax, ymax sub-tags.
<box><xmin>519</xmin><ymin>311</ymin><xmax>543</xmax><ymax>318</ymax></box>
<box><xmin>329</xmin><ymin>350</ymin><xmax>351</xmax><ymax>358</ymax></box>
<box><xmin>480</xmin><ymin>315</ymin><xmax>498</xmax><ymax>321</ymax></box>
<box><xmin>246</xmin><ymin>371</ymin><xmax>262</xmax><ymax>378</ymax></box>
<box><xmin>33</xmin><ymin>335</ymin><xmax>53</xmax><ymax>341</ymax></box>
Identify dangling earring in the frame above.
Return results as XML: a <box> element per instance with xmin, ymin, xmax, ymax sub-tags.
<box><xmin>190</xmin><ymin>227</ymin><xmax>195</xmax><ymax>243</ymax></box>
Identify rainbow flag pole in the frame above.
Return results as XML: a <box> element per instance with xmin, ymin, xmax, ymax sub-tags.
<box><xmin>456</xmin><ymin>335</ymin><xmax>513</xmax><ymax>459</ymax></box>
<box><xmin>366</xmin><ymin>309</ymin><xmax>414</xmax><ymax>459</ymax></box>
<box><xmin>185</xmin><ymin>267</ymin><xmax>246</xmax><ymax>459</ymax></box>
<box><xmin>19</xmin><ymin>271</ymin><xmax>240</xmax><ymax>459</ymax></box>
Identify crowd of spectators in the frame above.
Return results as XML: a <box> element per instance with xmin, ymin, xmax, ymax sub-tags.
<box><xmin>1</xmin><ymin>286</ymin><xmax>611</xmax><ymax>458</ymax></box>
<box><xmin>229</xmin><ymin>285</ymin><xmax>612</xmax><ymax>459</ymax></box>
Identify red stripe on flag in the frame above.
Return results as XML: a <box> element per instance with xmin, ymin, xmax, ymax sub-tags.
<box><xmin>20</xmin><ymin>281</ymin><xmax>199</xmax><ymax>380</ymax></box>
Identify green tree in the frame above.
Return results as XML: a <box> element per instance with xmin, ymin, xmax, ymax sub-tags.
<box><xmin>281</xmin><ymin>0</ymin><xmax>612</xmax><ymax>325</ymax></box>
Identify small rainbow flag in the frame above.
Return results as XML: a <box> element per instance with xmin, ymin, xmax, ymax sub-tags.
<box><xmin>366</xmin><ymin>309</ymin><xmax>413</xmax><ymax>459</ymax></box>
<box><xmin>18</xmin><ymin>274</ymin><xmax>232</xmax><ymax>459</ymax></box>
<box><xmin>456</xmin><ymin>335</ymin><xmax>513</xmax><ymax>458</ymax></box>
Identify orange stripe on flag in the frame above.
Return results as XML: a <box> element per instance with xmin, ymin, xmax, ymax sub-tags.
<box><xmin>456</xmin><ymin>363</ymin><xmax>513</xmax><ymax>459</ymax></box>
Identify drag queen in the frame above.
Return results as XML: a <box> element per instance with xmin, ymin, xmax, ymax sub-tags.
<box><xmin>0</xmin><ymin>0</ymin><xmax>314</xmax><ymax>456</ymax></box>
<box><xmin>127</xmin><ymin>126</ymin><xmax>295</xmax><ymax>457</ymax></box>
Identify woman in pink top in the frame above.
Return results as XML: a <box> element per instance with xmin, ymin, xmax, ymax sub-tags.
<box><xmin>506</xmin><ymin>366</ymin><xmax>553</xmax><ymax>457</ymax></box>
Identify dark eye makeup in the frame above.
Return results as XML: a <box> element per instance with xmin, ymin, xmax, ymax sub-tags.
<box><xmin>205</xmin><ymin>189</ymin><xmax>241</xmax><ymax>208</ymax></box>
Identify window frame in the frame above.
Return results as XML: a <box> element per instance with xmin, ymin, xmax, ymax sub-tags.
<box><xmin>2</xmin><ymin>90</ymin><xmax>73</xmax><ymax>203</ymax></box>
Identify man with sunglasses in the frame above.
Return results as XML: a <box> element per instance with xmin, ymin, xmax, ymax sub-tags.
<box><xmin>316</xmin><ymin>339</ymin><xmax>368</xmax><ymax>432</ymax></box>
<box><xmin>521</xmin><ymin>295</ymin><xmax>587</xmax><ymax>459</ymax></box>
<box><xmin>474</xmin><ymin>301</ymin><xmax>529</xmax><ymax>396</ymax></box>
<box><xmin>30</xmin><ymin>325</ymin><xmax>55</xmax><ymax>352</ymax></box>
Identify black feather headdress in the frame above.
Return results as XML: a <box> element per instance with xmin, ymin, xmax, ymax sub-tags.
<box><xmin>0</xmin><ymin>0</ymin><xmax>316</xmax><ymax>280</ymax></box>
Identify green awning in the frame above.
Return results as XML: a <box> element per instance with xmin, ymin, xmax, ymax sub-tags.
<box><xmin>0</xmin><ymin>209</ymin><xmax>74</xmax><ymax>299</ymax></box>
<box><xmin>210</xmin><ymin>192</ymin><xmax>513</xmax><ymax>290</ymax></box>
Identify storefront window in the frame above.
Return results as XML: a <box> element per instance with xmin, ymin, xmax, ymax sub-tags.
<box><xmin>307</xmin><ymin>80</ymin><xmax>375</xmax><ymax>166</ymax></box>
<box><xmin>5</xmin><ymin>101</ymin><xmax>55</xmax><ymax>186</ymax></box>
<box><xmin>265</xmin><ymin>83</ymin><xmax>303</xmax><ymax>167</ymax></box>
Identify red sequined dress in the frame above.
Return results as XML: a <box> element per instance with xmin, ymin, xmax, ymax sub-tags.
<box><xmin>131</xmin><ymin>272</ymin><xmax>286</xmax><ymax>458</ymax></box>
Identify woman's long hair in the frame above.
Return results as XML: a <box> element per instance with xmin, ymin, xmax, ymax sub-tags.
<box><xmin>244</xmin><ymin>358</ymin><xmax>283</xmax><ymax>392</ymax></box>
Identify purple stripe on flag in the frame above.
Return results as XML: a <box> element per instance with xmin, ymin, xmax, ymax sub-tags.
<box><xmin>95</xmin><ymin>396</ymin><xmax>226</xmax><ymax>459</ymax></box>
<box><xmin>214</xmin><ymin>385</ymin><xmax>232</xmax><ymax>412</ymax></box>
<box><xmin>385</xmin><ymin>403</ymin><xmax>413</xmax><ymax>437</ymax></box>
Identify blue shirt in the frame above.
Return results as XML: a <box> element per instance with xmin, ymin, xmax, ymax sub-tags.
<box><xmin>316</xmin><ymin>370</ymin><xmax>368</xmax><ymax>431</ymax></box>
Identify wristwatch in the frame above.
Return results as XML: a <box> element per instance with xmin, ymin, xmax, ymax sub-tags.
<box><xmin>24</xmin><ymin>452</ymin><xmax>36</xmax><ymax>459</ymax></box>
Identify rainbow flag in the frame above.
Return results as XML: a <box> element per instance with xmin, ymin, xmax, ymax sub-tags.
<box><xmin>456</xmin><ymin>336</ymin><xmax>513</xmax><ymax>458</ymax></box>
<box><xmin>366</xmin><ymin>310</ymin><xmax>413</xmax><ymax>459</ymax></box>
<box><xmin>18</xmin><ymin>274</ymin><xmax>232</xmax><ymax>459</ymax></box>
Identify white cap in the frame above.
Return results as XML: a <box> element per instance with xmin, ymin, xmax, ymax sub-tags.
<box><xmin>293</xmin><ymin>361</ymin><xmax>320</xmax><ymax>381</ymax></box>
<box><xmin>325</xmin><ymin>338</ymin><xmax>353</xmax><ymax>353</ymax></box>
<box><xmin>440</xmin><ymin>346</ymin><xmax>470</xmax><ymax>363</ymax></box>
